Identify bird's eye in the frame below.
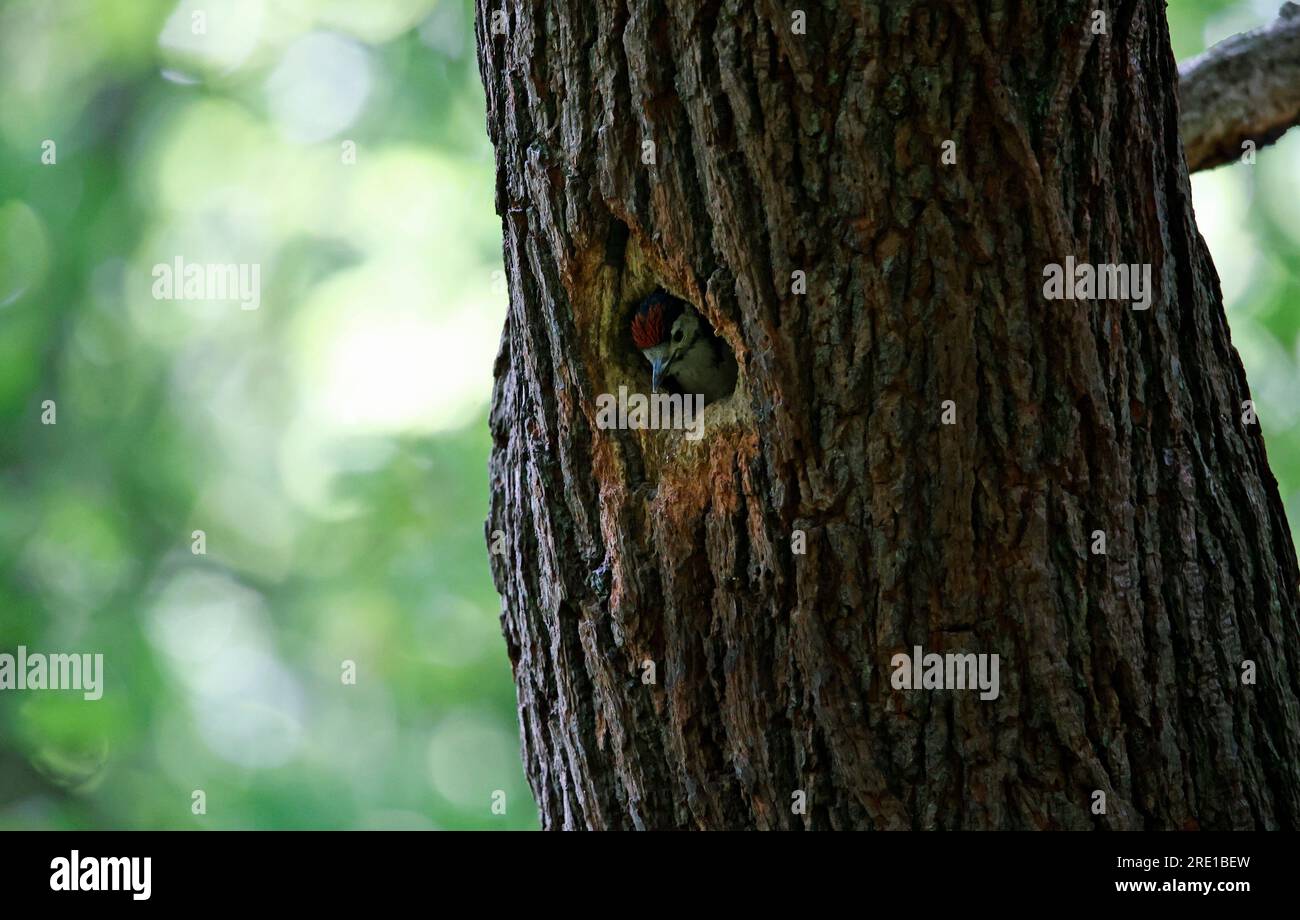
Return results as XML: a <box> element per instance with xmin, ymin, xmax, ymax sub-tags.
<box><xmin>673</xmin><ymin>329</ymin><xmax>683</xmax><ymax>343</ymax></box>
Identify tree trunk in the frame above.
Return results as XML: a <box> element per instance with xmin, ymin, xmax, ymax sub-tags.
<box><xmin>476</xmin><ymin>0</ymin><xmax>1300</xmax><ymax>830</ymax></box>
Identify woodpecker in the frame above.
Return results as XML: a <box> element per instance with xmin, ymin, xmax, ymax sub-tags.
<box><xmin>631</xmin><ymin>290</ymin><xmax>738</xmax><ymax>404</ymax></box>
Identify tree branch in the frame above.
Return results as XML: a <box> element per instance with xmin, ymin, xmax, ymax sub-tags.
<box><xmin>1180</xmin><ymin>3</ymin><xmax>1300</xmax><ymax>173</ymax></box>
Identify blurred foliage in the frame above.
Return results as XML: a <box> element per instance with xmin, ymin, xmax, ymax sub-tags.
<box><xmin>0</xmin><ymin>0</ymin><xmax>532</xmax><ymax>830</ymax></box>
<box><xmin>0</xmin><ymin>1</ymin><xmax>1297</xmax><ymax>832</ymax></box>
<box><xmin>1186</xmin><ymin>2</ymin><xmax>1300</xmax><ymax>556</ymax></box>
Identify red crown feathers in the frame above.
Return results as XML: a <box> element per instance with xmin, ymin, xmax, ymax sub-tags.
<box><xmin>631</xmin><ymin>301</ymin><xmax>667</xmax><ymax>349</ymax></box>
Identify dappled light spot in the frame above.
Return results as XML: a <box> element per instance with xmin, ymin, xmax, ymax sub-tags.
<box><xmin>0</xmin><ymin>200</ymin><xmax>50</xmax><ymax>308</ymax></box>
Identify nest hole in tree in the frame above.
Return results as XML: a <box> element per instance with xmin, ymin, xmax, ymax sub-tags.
<box><xmin>624</xmin><ymin>285</ymin><xmax>738</xmax><ymax>406</ymax></box>
<box><xmin>585</xmin><ymin>227</ymin><xmax>749</xmax><ymax>466</ymax></box>
<box><xmin>600</xmin><ymin>228</ymin><xmax>741</xmax><ymax>408</ymax></box>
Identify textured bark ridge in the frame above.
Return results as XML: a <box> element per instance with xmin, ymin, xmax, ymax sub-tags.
<box><xmin>477</xmin><ymin>1</ymin><xmax>1300</xmax><ymax>829</ymax></box>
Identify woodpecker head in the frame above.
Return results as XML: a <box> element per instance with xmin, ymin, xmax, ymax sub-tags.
<box><xmin>631</xmin><ymin>289</ymin><xmax>704</xmax><ymax>393</ymax></box>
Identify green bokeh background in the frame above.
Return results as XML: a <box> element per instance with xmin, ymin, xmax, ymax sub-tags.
<box><xmin>0</xmin><ymin>0</ymin><xmax>1296</xmax><ymax>830</ymax></box>
<box><xmin>0</xmin><ymin>0</ymin><xmax>529</xmax><ymax>830</ymax></box>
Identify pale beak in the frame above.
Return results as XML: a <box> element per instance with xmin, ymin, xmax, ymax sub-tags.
<box><xmin>651</xmin><ymin>356</ymin><xmax>668</xmax><ymax>393</ymax></box>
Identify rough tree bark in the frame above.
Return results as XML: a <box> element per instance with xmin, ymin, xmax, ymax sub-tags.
<box><xmin>1179</xmin><ymin>3</ymin><xmax>1300</xmax><ymax>172</ymax></box>
<box><xmin>477</xmin><ymin>0</ymin><xmax>1300</xmax><ymax>830</ymax></box>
